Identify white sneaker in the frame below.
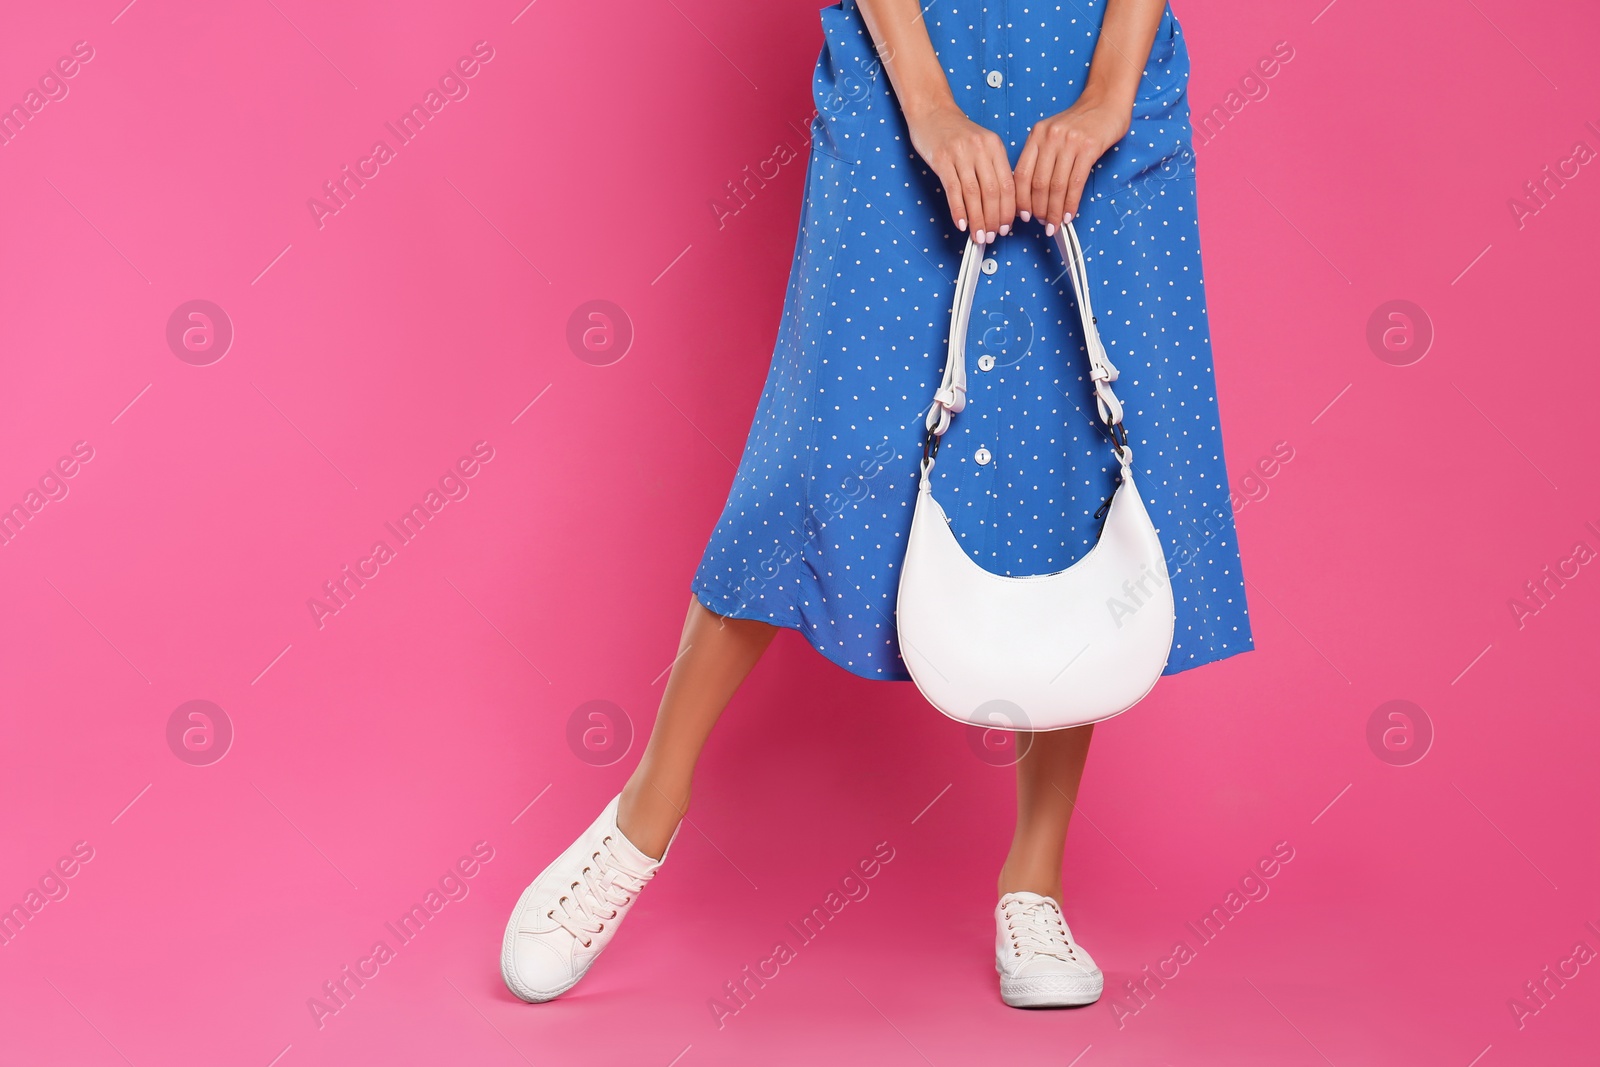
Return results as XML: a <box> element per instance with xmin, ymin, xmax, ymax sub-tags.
<box><xmin>995</xmin><ymin>891</ymin><xmax>1104</xmax><ymax>1007</ymax></box>
<box><xmin>501</xmin><ymin>794</ymin><xmax>675</xmax><ymax>1002</ymax></box>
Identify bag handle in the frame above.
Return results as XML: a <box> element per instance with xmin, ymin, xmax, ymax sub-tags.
<box><xmin>923</xmin><ymin>222</ymin><xmax>1130</xmax><ymax>472</ymax></box>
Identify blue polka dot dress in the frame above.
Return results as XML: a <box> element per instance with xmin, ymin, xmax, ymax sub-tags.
<box><xmin>692</xmin><ymin>0</ymin><xmax>1253</xmax><ymax>679</ymax></box>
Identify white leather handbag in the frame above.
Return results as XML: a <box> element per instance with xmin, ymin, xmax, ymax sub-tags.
<box><xmin>895</xmin><ymin>222</ymin><xmax>1175</xmax><ymax>732</ymax></box>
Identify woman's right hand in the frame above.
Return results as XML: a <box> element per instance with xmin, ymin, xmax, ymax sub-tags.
<box><xmin>905</xmin><ymin>102</ymin><xmax>1015</xmax><ymax>243</ymax></box>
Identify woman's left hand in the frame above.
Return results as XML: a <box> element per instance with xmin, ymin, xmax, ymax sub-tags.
<box><xmin>1013</xmin><ymin>89</ymin><xmax>1133</xmax><ymax>235</ymax></box>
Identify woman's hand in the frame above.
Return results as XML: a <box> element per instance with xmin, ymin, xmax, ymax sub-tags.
<box><xmin>1013</xmin><ymin>89</ymin><xmax>1134</xmax><ymax>235</ymax></box>
<box><xmin>905</xmin><ymin>101</ymin><xmax>1015</xmax><ymax>243</ymax></box>
<box><xmin>855</xmin><ymin>0</ymin><xmax>1159</xmax><ymax>240</ymax></box>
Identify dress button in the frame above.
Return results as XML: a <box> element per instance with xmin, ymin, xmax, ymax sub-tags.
<box><xmin>977</xmin><ymin>354</ymin><xmax>996</xmax><ymax>372</ymax></box>
<box><xmin>986</xmin><ymin>70</ymin><xmax>1004</xmax><ymax>88</ymax></box>
<box><xmin>974</xmin><ymin>446</ymin><xmax>992</xmax><ymax>465</ymax></box>
<box><xmin>981</xmin><ymin>257</ymin><xmax>998</xmax><ymax>275</ymax></box>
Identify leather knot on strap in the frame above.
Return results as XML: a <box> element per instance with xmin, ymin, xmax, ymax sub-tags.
<box><xmin>934</xmin><ymin>383</ymin><xmax>966</xmax><ymax>413</ymax></box>
<box><xmin>925</xmin><ymin>385</ymin><xmax>965</xmax><ymax>435</ymax></box>
<box><xmin>1087</xmin><ymin>342</ymin><xmax>1119</xmax><ymax>384</ymax></box>
<box><xmin>1093</xmin><ymin>379</ymin><xmax>1124</xmax><ymax>426</ymax></box>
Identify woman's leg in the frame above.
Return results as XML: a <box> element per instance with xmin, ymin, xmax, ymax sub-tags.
<box><xmin>997</xmin><ymin>724</ymin><xmax>1094</xmax><ymax>902</ymax></box>
<box><xmin>614</xmin><ymin>595</ymin><xmax>778</xmax><ymax>858</ymax></box>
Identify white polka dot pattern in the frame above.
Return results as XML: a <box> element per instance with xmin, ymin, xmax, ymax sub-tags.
<box><xmin>692</xmin><ymin>0</ymin><xmax>1253</xmax><ymax>680</ymax></box>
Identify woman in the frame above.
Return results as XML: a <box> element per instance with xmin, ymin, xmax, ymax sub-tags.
<box><xmin>501</xmin><ymin>0</ymin><xmax>1251</xmax><ymax>1008</ymax></box>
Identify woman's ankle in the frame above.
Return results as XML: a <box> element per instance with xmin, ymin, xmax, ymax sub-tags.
<box><xmin>616</xmin><ymin>778</ymin><xmax>689</xmax><ymax>860</ymax></box>
<box><xmin>997</xmin><ymin>859</ymin><xmax>1064</xmax><ymax>903</ymax></box>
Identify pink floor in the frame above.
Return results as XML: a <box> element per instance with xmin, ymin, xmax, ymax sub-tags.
<box><xmin>3</xmin><ymin>0</ymin><xmax>1597</xmax><ymax>1064</ymax></box>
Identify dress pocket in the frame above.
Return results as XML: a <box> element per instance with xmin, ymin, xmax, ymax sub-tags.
<box><xmin>811</xmin><ymin>0</ymin><xmax>885</xmax><ymax>164</ymax></box>
<box><xmin>1087</xmin><ymin>5</ymin><xmax>1193</xmax><ymax>208</ymax></box>
<box><xmin>1133</xmin><ymin>5</ymin><xmax>1190</xmax><ymax>118</ymax></box>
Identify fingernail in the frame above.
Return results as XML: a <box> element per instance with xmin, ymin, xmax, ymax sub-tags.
<box><xmin>985</xmin><ymin>230</ymin><xmax>995</xmax><ymax>244</ymax></box>
<box><xmin>1063</xmin><ymin>211</ymin><xmax>1073</xmax><ymax>224</ymax></box>
<box><xmin>957</xmin><ymin>218</ymin><xmax>967</xmax><ymax>232</ymax></box>
<box><xmin>999</xmin><ymin>224</ymin><xmax>1010</xmax><ymax>236</ymax></box>
<box><xmin>1019</xmin><ymin>210</ymin><xmax>1031</xmax><ymax>222</ymax></box>
<box><xmin>1045</xmin><ymin>223</ymin><xmax>1056</xmax><ymax>236</ymax></box>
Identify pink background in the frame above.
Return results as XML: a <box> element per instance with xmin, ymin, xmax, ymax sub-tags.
<box><xmin>2</xmin><ymin>0</ymin><xmax>1597</xmax><ymax>1064</ymax></box>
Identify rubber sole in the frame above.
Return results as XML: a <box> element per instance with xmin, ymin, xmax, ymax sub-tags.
<box><xmin>997</xmin><ymin>965</ymin><xmax>1104</xmax><ymax>1008</ymax></box>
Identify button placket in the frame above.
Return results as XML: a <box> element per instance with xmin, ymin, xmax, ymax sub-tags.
<box><xmin>963</xmin><ymin>9</ymin><xmax>1005</xmax><ymax>511</ymax></box>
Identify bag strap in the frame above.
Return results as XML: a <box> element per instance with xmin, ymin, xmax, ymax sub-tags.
<box><xmin>922</xmin><ymin>221</ymin><xmax>1130</xmax><ymax>473</ymax></box>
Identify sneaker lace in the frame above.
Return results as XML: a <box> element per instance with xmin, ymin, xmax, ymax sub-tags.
<box><xmin>548</xmin><ymin>836</ymin><xmax>649</xmax><ymax>947</ymax></box>
<box><xmin>1004</xmin><ymin>898</ymin><xmax>1079</xmax><ymax>964</ymax></box>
